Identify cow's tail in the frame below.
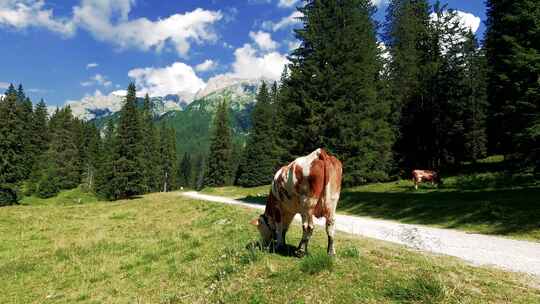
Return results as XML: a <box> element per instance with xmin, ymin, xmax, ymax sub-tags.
<box><xmin>314</xmin><ymin>148</ymin><xmax>331</xmax><ymax>219</ymax></box>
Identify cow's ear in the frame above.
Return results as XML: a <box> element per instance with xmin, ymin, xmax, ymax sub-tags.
<box><xmin>249</xmin><ymin>218</ymin><xmax>259</xmax><ymax>226</ymax></box>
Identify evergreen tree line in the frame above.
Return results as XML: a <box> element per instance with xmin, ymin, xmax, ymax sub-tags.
<box><xmin>204</xmin><ymin>0</ymin><xmax>539</xmax><ymax>188</ymax></box>
<box><xmin>0</xmin><ymin>83</ymin><xmax>180</xmax><ymax>204</ymax></box>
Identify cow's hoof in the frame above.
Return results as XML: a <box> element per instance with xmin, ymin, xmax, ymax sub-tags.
<box><xmin>327</xmin><ymin>251</ymin><xmax>336</xmax><ymax>257</ymax></box>
<box><xmin>295</xmin><ymin>249</ymin><xmax>307</xmax><ymax>258</ymax></box>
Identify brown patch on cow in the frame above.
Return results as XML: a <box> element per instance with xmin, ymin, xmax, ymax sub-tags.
<box><xmin>265</xmin><ymin>192</ymin><xmax>282</xmax><ymax>223</ymax></box>
<box><xmin>313</xmin><ymin>199</ymin><xmax>329</xmax><ymax>219</ymax></box>
<box><xmin>308</xmin><ymin>159</ymin><xmax>325</xmax><ymax>198</ymax></box>
<box><xmin>293</xmin><ymin>163</ymin><xmax>303</xmax><ymax>193</ymax></box>
<box><xmin>249</xmin><ymin>218</ymin><xmax>259</xmax><ymax>226</ymax></box>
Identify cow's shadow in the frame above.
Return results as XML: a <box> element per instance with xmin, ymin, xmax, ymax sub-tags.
<box><xmin>246</xmin><ymin>240</ymin><xmax>299</xmax><ymax>258</ymax></box>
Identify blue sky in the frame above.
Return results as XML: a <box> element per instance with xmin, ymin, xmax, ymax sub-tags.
<box><xmin>0</xmin><ymin>0</ymin><xmax>486</xmax><ymax>107</ymax></box>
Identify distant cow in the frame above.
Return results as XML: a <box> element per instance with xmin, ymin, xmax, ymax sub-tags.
<box><xmin>251</xmin><ymin>148</ymin><xmax>343</xmax><ymax>256</ymax></box>
<box><xmin>412</xmin><ymin>170</ymin><xmax>441</xmax><ymax>190</ymax></box>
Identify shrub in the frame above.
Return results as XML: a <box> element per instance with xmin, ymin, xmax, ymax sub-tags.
<box><xmin>0</xmin><ymin>183</ymin><xmax>19</xmax><ymax>205</ymax></box>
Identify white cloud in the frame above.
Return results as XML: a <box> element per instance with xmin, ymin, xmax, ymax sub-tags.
<box><xmin>263</xmin><ymin>11</ymin><xmax>303</xmax><ymax>32</ymax></box>
<box><xmin>455</xmin><ymin>10</ymin><xmax>481</xmax><ymax>33</ymax></box>
<box><xmin>0</xmin><ymin>0</ymin><xmax>75</xmax><ymax>36</ymax></box>
<box><xmin>0</xmin><ymin>81</ymin><xmax>10</xmax><ymax>89</ymax></box>
<box><xmin>278</xmin><ymin>0</ymin><xmax>299</xmax><ymax>8</ymax></box>
<box><xmin>249</xmin><ymin>30</ymin><xmax>279</xmax><ymax>51</ymax></box>
<box><xmin>86</xmin><ymin>62</ymin><xmax>98</xmax><ymax>69</ymax></box>
<box><xmin>0</xmin><ymin>1</ymin><xmax>222</xmax><ymax>57</ymax></box>
<box><xmin>81</xmin><ymin>73</ymin><xmax>112</xmax><ymax>87</ymax></box>
<box><xmin>128</xmin><ymin>62</ymin><xmax>206</xmax><ymax>98</ymax></box>
<box><xmin>430</xmin><ymin>10</ymin><xmax>481</xmax><ymax>34</ymax></box>
<box><xmin>73</xmin><ymin>1</ymin><xmax>222</xmax><ymax>57</ymax></box>
<box><xmin>229</xmin><ymin>43</ymin><xmax>288</xmax><ymax>81</ymax></box>
<box><xmin>195</xmin><ymin>59</ymin><xmax>217</xmax><ymax>72</ymax></box>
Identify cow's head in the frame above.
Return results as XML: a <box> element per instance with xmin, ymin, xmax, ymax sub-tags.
<box><xmin>250</xmin><ymin>214</ymin><xmax>276</xmax><ymax>245</ymax></box>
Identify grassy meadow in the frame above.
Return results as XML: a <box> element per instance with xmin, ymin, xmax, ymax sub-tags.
<box><xmin>1</xmin><ymin>191</ymin><xmax>539</xmax><ymax>303</ymax></box>
<box><xmin>202</xmin><ymin>157</ymin><xmax>540</xmax><ymax>241</ymax></box>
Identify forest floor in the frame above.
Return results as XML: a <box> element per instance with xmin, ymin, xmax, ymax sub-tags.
<box><xmin>1</xmin><ymin>191</ymin><xmax>540</xmax><ymax>303</ymax></box>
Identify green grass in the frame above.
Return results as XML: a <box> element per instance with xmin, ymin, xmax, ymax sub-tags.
<box><xmin>201</xmin><ymin>163</ymin><xmax>540</xmax><ymax>241</ymax></box>
<box><xmin>1</xmin><ymin>192</ymin><xmax>539</xmax><ymax>303</ymax></box>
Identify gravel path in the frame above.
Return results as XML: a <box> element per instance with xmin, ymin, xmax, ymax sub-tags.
<box><xmin>181</xmin><ymin>191</ymin><xmax>540</xmax><ymax>277</ymax></box>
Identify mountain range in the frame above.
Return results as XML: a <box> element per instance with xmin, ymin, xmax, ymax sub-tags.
<box><xmin>72</xmin><ymin>75</ymin><xmax>273</xmax><ymax>157</ymax></box>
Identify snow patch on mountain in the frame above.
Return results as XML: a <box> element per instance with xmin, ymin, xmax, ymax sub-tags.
<box><xmin>66</xmin><ymin>90</ymin><xmax>124</xmax><ymax>121</ymax></box>
<box><xmin>66</xmin><ymin>75</ymin><xmax>272</xmax><ymax>121</ymax></box>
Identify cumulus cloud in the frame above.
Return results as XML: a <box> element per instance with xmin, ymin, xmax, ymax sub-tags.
<box><xmin>86</xmin><ymin>62</ymin><xmax>98</xmax><ymax>69</ymax></box>
<box><xmin>229</xmin><ymin>43</ymin><xmax>288</xmax><ymax>81</ymax></box>
<box><xmin>262</xmin><ymin>11</ymin><xmax>303</xmax><ymax>32</ymax></box>
<box><xmin>128</xmin><ymin>62</ymin><xmax>206</xmax><ymax>98</ymax></box>
<box><xmin>454</xmin><ymin>10</ymin><xmax>481</xmax><ymax>33</ymax></box>
<box><xmin>0</xmin><ymin>0</ymin><xmax>75</xmax><ymax>36</ymax></box>
<box><xmin>73</xmin><ymin>1</ymin><xmax>222</xmax><ymax>56</ymax></box>
<box><xmin>0</xmin><ymin>1</ymin><xmax>222</xmax><ymax>57</ymax></box>
<box><xmin>195</xmin><ymin>59</ymin><xmax>217</xmax><ymax>72</ymax></box>
<box><xmin>249</xmin><ymin>31</ymin><xmax>279</xmax><ymax>51</ymax></box>
<box><xmin>80</xmin><ymin>73</ymin><xmax>112</xmax><ymax>87</ymax></box>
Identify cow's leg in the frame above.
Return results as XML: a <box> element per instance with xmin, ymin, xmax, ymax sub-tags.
<box><xmin>296</xmin><ymin>212</ymin><xmax>315</xmax><ymax>257</ymax></box>
<box><xmin>276</xmin><ymin>212</ymin><xmax>295</xmax><ymax>252</ymax></box>
<box><xmin>326</xmin><ymin>216</ymin><xmax>336</xmax><ymax>256</ymax></box>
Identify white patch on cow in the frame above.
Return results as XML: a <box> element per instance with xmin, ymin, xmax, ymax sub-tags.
<box><xmin>271</xmin><ymin>168</ymin><xmax>281</xmax><ymax>199</ymax></box>
<box><xmin>295</xmin><ymin>148</ymin><xmax>321</xmax><ymax>177</ymax></box>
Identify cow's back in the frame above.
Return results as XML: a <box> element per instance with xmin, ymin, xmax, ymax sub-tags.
<box><xmin>271</xmin><ymin>148</ymin><xmax>343</xmax><ymax>219</ymax></box>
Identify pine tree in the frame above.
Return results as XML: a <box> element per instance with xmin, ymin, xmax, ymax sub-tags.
<box><xmin>80</xmin><ymin>122</ymin><xmax>102</xmax><ymax>191</ymax></box>
<box><xmin>485</xmin><ymin>0</ymin><xmax>540</xmax><ymax>170</ymax></box>
<box><xmin>204</xmin><ymin>101</ymin><xmax>233</xmax><ymax>187</ymax></box>
<box><xmin>159</xmin><ymin>124</ymin><xmax>177</xmax><ymax>192</ymax></box>
<box><xmin>461</xmin><ymin>31</ymin><xmax>488</xmax><ymax>162</ymax></box>
<box><xmin>4</xmin><ymin>83</ymin><xmax>16</xmax><ymax>96</ymax></box>
<box><xmin>32</xmin><ymin>99</ymin><xmax>50</xmax><ymax>155</ymax></box>
<box><xmin>43</xmin><ymin>106</ymin><xmax>81</xmax><ymax>191</ymax></box>
<box><xmin>111</xmin><ymin>83</ymin><xmax>145</xmax><ymax>199</ymax></box>
<box><xmin>283</xmin><ymin>0</ymin><xmax>394</xmax><ymax>184</ymax></box>
<box><xmin>274</xmin><ymin>66</ymin><xmax>292</xmax><ymax>165</ymax></box>
<box><xmin>19</xmin><ymin>93</ymin><xmax>35</xmax><ymax>179</ymax></box>
<box><xmin>26</xmin><ymin>100</ymin><xmax>50</xmax><ymax>195</ymax></box>
<box><xmin>178</xmin><ymin>152</ymin><xmax>192</xmax><ymax>188</ymax></box>
<box><xmin>0</xmin><ymin>92</ymin><xmax>25</xmax><ymax>204</ymax></box>
<box><xmin>194</xmin><ymin>155</ymin><xmax>206</xmax><ymax>190</ymax></box>
<box><xmin>141</xmin><ymin>94</ymin><xmax>161</xmax><ymax>192</ymax></box>
<box><xmin>95</xmin><ymin>120</ymin><xmax>117</xmax><ymax>199</ymax></box>
<box><xmin>384</xmin><ymin>0</ymin><xmax>432</xmax><ymax>169</ymax></box>
<box><xmin>238</xmin><ymin>82</ymin><xmax>279</xmax><ymax>186</ymax></box>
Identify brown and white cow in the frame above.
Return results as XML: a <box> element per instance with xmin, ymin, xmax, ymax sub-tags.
<box><xmin>252</xmin><ymin>148</ymin><xmax>343</xmax><ymax>256</ymax></box>
<box><xmin>412</xmin><ymin>169</ymin><xmax>441</xmax><ymax>190</ymax></box>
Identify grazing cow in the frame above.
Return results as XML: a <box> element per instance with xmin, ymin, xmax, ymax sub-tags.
<box><xmin>412</xmin><ymin>169</ymin><xmax>441</xmax><ymax>190</ymax></box>
<box><xmin>251</xmin><ymin>148</ymin><xmax>343</xmax><ymax>256</ymax></box>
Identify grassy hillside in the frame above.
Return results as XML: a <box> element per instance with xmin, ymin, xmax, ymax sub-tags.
<box><xmin>1</xmin><ymin>192</ymin><xmax>539</xmax><ymax>303</ymax></box>
<box><xmin>201</xmin><ymin>159</ymin><xmax>540</xmax><ymax>241</ymax></box>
